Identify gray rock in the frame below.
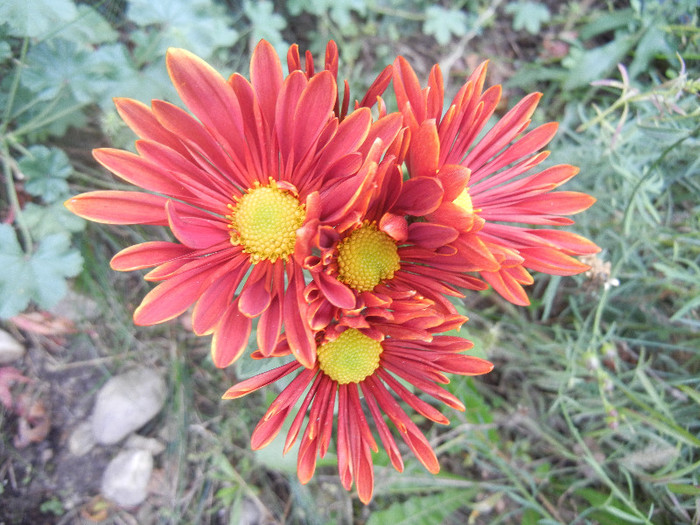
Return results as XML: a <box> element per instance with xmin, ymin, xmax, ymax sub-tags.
<box><xmin>68</xmin><ymin>421</ymin><xmax>96</xmax><ymax>456</ymax></box>
<box><xmin>101</xmin><ymin>448</ymin><xmax>153</xmax><ymax>508</ymax></box>
<box><xmin>0</xmin><ymin>329</ymin><xmax>25</xmax><ymax>364</ymax></box>
<box><xmin>92</xmin><ymin>368</ymin><xmax>166</xmax><ymax>445</ymax></box>
<box><xmin>124</xmin><ymin>434</ymin><xmax>166</xmax><ymax>456</ymax></box>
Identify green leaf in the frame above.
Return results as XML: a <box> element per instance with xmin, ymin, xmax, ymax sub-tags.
<box><xmin>423</xmin><ymin>6</ymin><xmax>470</xmax><ymax>46</ymax></box>
<box><xmin>18</xmin><ymin>145</ymin><xmax>73</xmax><ymax>203</ymax></box>
<box><xmin>0</xmin><ymin>225</ymin><xmax>83</xmax><ymax>318</ymax></box>
<box><xmin>53</xmin><ymin>4</ymin><xmax>119</xmax><ymax>46</ymax></box>
<box><xmin>243</xmin><ymin>0</ymin><xmax>287</xmax><ymax>53</ymax></box>
<box><xmin>22</xmin><ymin>201</ymin><xmax>86</xmax><ymax>239</ymax></box>
<box><xmin>0</xmin><ymin>0</ymin><xmax>77</xmax><ymax>38</ymax></box>
<box><xmin>127</xmin><ymin>0</ymin><xmax>239</xmax><ymax>60</ymax></box>
<box><xmin>562</xmin><ymin>36</ymin><xmax>637</xmax><ymax>90</ymax></box>
<box><xmin>366</xmin><ymin>490</ymin><xmax>470</xmax><ymax>525</ymax></box>
<box><xmin>21</xmin><ymin>38</ymin><xmax>95</xmax><ymax>103</ymax></box>
<box><xmin>628</xmin><ymin>25</ymin><xmax>675</xmax><ymax>79</ymax></box>
<box><xmin>505</xmin><ymin>1</ymin><xmax>551</xmax><ymax>35</ymax></box>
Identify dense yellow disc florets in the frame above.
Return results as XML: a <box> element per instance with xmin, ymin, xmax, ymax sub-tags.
<box><xmin>227</xmin><ymin>179</ymin><xmax>306</xmax><ymax>263</ymax></box>
<box><xmin>336</xmin><ymin>223</ymin><xmax>400</xmax><ymax>292</ymax></box>
<box><xmin>453</xmin><ymin>188</ymin><xmax>474</xmax><ymax>214</ymax></box>
<box><xmin>317</xmin><ymin>329</ymin><xmax>383</xmax><ymax>384</ymax></box>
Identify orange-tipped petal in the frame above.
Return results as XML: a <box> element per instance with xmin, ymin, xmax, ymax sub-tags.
<box><xmin>110</xmin><ymin>241</ymin><xmax>191</xmax><ymax>271</ymax></box>
<box><xmin>65</xmin><ymin>191</ymin><xmax>168</xmax><ymax>225</ymax></box>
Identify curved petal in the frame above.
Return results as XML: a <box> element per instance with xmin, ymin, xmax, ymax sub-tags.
<box><xmin>65</xmin><ymin>191</ymin><xmax>168</xmax><ymax>225</ymax></box>
<box><xmin>110</xmin><ymin>241</ymin><xmax>192</xmax><ymax>271</ymax></box>
<box><xmin>211</xmin><ymin>298</ymin><xmax>252</xmax><ymax>368</ymax></box>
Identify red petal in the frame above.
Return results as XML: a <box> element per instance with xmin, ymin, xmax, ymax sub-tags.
<box><xmin>379</xmin><ymin>213</ymin><xmax>408</xmax><ymax>243</ymax></box>
<box><xmin>222</xmin><ymin>361</ymin><xmax>300</xmax><ymax>399</ymax></box>
<box><xmin>110</xmin><ymin>241</ymin><xmax>191</xmax><ymax>271</ymax></box>
<box><xmin>166</xmin><ymin>48</ymin><xmax>245</xmax><ymax>147</ymax></box>
<box><xmin>191</xmin><ymin>259</ymin><xmax>248</xmax><ymax>335</ymax></box>
<box><xmin>133</xmin><ymin>261</ymin><xmax>225</xmax><ymax>326</ymax></box>
<box><xmin>408</xmin><ymin>119</ymin><xmax>440</xmax><ymax>178</ymax></box>
<box><xmin>250</xmin><ymin>39</ymin><xmax>283</xmax><ymax>126</ymax></box>
<box><xmin>293</xmin><ymin>71</ymin><xmax>336</xmax><ymax>161</ymax></box>
<box><xmin>394</xmin><ymin>177</ymin><xmax>443</xmax><ymax>216</ymax></box>
<box><xmin>407</xmin><ymin>222</ymin><xmax>458</xmax><ymax>249</ymax></box>
<box><xmin>65</xmin><ymin>191</ymin><xmax>168</xmax><ymax>225</ymax></box>
<box><xmin>113</xmin><ymin>97</ymin><xmax>188</xmax><ymax>156</ymax></box>
<box><xmin>481</xmin><ymin>268</ymin><xmax>531</xmax><ymax>306</ymax></box>
<box><xmin>93</xmin><ymin>148</ymin><xmax>191</xmax><ymax>198</ymax></box>
<box><xmin>437</xmin><ymin>164</ymin><xmax>471</xmax><ymax>201</ymax></box>
<box><xmin>211</xmin><ymin>298</ymin><xmax>252</xmax><ymax>368</ymax></box>
<box><xmin>238</xmin><ymin>264</ymin><xmax>272</xmax><ymax>318</ymax></box>
<box><xmin>316</xmin><ymin>272</ymin><xmax>356</xmax><ymax>310</ymax></box>
<box><xmin>165</xmin><ymin>200</ymin><xmax>229</xmax><ymax>249</ymax></box>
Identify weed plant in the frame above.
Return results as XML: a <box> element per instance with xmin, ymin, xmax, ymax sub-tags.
<box><xmin>1</xmin><ymin>0</ymin><xmax>698</xmax><ymax>523</ymax></box>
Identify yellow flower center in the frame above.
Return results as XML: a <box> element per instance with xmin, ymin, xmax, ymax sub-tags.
<box><xmin>336</xmin><ymin>223</ymin><xmax>400</xmax><ymax>292</ymax></box>
<box><xmin>227</xmin><ymin>179</ymin><xmax>306</xmax><ymax>263</ymax></box>
<box><xmin>317</xmin><ymin>329</ymin><xmax>383</xmax><ymax>384</ymax></box>
<box><xmin>453</xmin><ymin>188</ymin><xmax>474</xmax><ymax>214</ymax></box>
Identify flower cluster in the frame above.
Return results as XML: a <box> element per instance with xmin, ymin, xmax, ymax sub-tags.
<box><xmin>66</xmin><ymin>40</ymin><xmax>598</xmax><ymax>503</ymax></box>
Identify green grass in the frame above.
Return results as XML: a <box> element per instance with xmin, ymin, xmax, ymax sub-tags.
<box><xmin>1</xmin><ymin>0</ymin><xmax>698</xmax><ymax>523</ymax></box>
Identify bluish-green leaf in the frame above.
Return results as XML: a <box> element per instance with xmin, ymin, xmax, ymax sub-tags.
<box><xmin>0</xmin><ymin>0</ymin><xmax>77</xmax><ymax>38</ymax></box>
<box><xmin>21</xmin><ymin>38</ymin><xmax>95</xmax><ymax>103</ymax></box>
<box><xmin>18</xmin><ymin>145</ymin><xmax>72</xmax><ymax>203</ymax></box>
<box><xmin>127</xmin><ymin>0</ymin><xmax>239</xmax><ymax>60</ymax></box>
<box><xmin>22</xmin><ymin>201</ymin><xmax>86</xmax><ymax>239</ymax></box>
<box><xmin>505</xmin><ymin>1</ymin><xmax>551</xmax><ymax>35</ymax></box>
<box><xmin>0</xmin><ymin>225</ymin><xmax>83</xmax><ymax>318</ymax></box>
<box><xmin>54</xmin><ymin>4</ymin><xmax>119</xmax><ymax>46</ymax></box>
<box><xmin>423</xmin><ymin>6</ymin><xmax>470</xmax><ymax>46</ymax></box>
<box><xmin>244</xmin><ymin>0</ymin><xmax>287</xmax><ymax>54</ymax></box>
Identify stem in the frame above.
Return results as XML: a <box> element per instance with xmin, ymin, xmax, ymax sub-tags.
<box><xmin>1</xmin><ymin>139</ymin><xmax>33</xmax><ymax>252</ymax></box>
<box><xmin>0</xmin><ymin>38</ymin><xmax>29</xmax><ymax>136</ymax></box>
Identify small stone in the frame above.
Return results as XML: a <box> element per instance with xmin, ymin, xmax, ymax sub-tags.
<box><xmin>124</xmin><ymin>434</ymin><xmax>166</xmax><ymax>456</ymax></box>
<box><xmin>50</xmin><ymin>290</ymin><xmax>100</xmax><ymax>321</ymax></box>
<box><xmin>92</xmin><ymin>368</ymin><xmax>166</xmax><ymax>445</ymax></box>
<box><xmin>0</xmin><ymin>329</ymin><xmax>25</xmax><ymax>364</ymax></box>
<box><xmin>101</xmin><ymin>449</ymin><xmax>153</xmax><ymax>508</ymax></box>
<box><xmin>68</xmin><ymin>421</ymin><xmax>96</xmax><ymax>456</ymax></box>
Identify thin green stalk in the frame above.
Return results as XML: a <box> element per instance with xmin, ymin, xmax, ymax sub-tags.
<box><xmin>559</xmin><ymin>397</ymin><xmax>655</xmax><ymax>524</ymax></box>
<box><xmin>0</xmin><ymin>38</ymin><xmax>29</xmax><ymax>136</ymax></box>
<box><xmin>1</xmin><ymin>139</ymin><xmax>33</xmax><ymax>252</ymax></box>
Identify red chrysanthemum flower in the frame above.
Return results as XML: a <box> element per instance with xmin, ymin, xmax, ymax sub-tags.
<box><xmin>65</xmin><ymin>40</ymin><xmax>401</xmax><ymax>368</ymax></box>
<box><xmin>302</xmin><ymin>144</ymin><xmax>491</xmax><ymax>330</ymax></box>
<box><xmin>223</xmin><ymin>298</ymin><xmax>493</xmax><ymax>503</ymax></box>
<box><xmin>393</xmin><ymin>58</ymin><xmax>600</xmax><ymax>305</ymax></box>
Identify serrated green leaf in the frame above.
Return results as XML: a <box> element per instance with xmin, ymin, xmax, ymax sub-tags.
<box><xmin>0</xmin><ymin>225</ymin><xmax>83</xmax><ymax>318</ymax></box>
<box><xmin>127</xmin><ymin>0</ymin><xmax>238</xmax><ymax>60</ymax></box>
<box><xmin>244</xmin><ymin>0</ymin><xmax>287</xmax><ymax>53</ymax></box>
<box><xmin>423</xmin><ymin>6</ymin><xmax>469</xmax><ymax>46</ymax></box>
<box><xmin>54</xmin><ymin>5</ymin><xmax>119</xmax><ymax>46</ymax></box>
<box><xmin>18</xmin><ymin>145</ymin><xmax>73</xmax><ymax>203</ymax></box>
<box><xmin>0</xmin><ymin>0</ymin><xmax>77</xmax><ymax>38</ymax></box>
<box><xmin>366</xmin><ymin>490</ymin><xmax>470</xmax><ymax>525</ymax></box>
<box><xmin>505</xmin><ymin>1</ymin><xmax>551</xmax><ymax>35</ymax></box>
<box><xmin>21</xmin><ymin>38</ymin><xmax>95</xmax><ymax>103</ymax></box>
<box><xmin>22</xmin><ymin>201</ymin><xmax>86</xmax><ymax>239</ymax></box>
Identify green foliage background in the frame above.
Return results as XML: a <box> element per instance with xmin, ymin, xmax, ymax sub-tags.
<box><xmin>0</xmin><ymin>0</ymin><xmax>698</xmax><ymax>523</ymax></box>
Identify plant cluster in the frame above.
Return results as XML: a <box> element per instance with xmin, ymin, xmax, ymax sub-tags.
<box><xmin>1</xmin><ymin>0</ymin><xmax>698</xmax><ymax>523</ymax></box>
